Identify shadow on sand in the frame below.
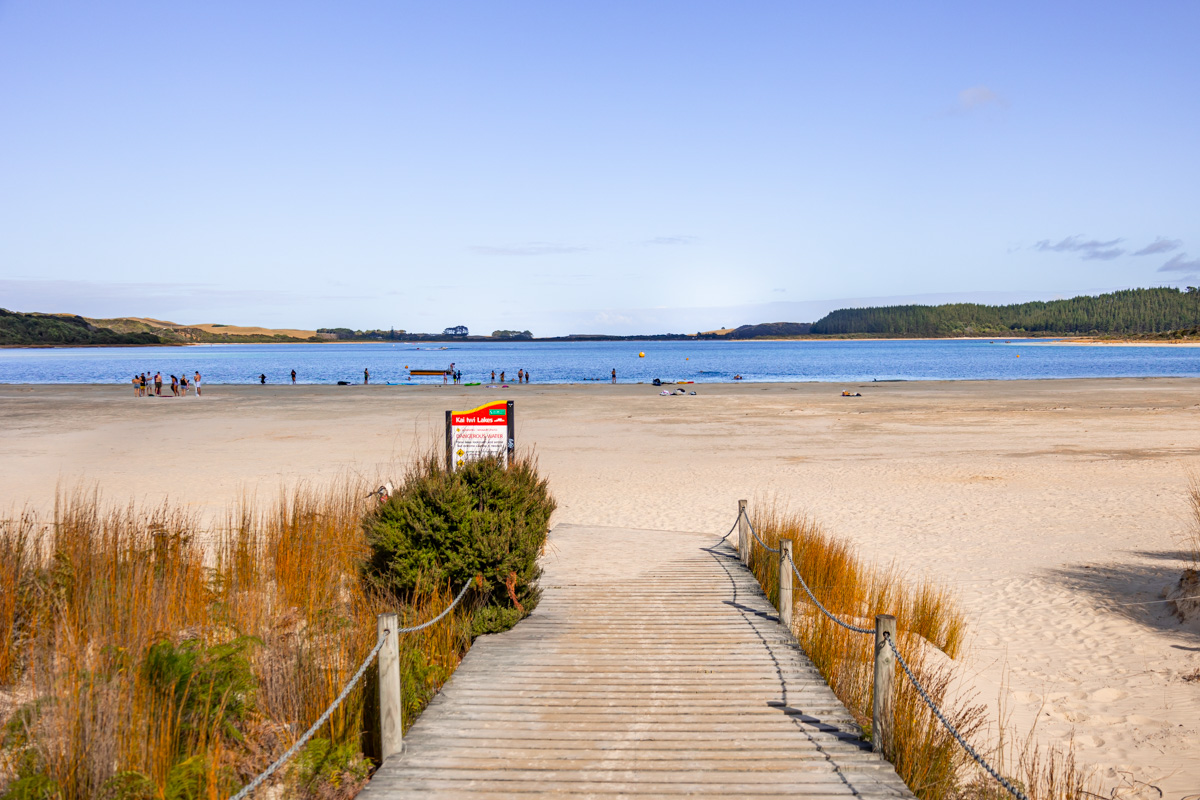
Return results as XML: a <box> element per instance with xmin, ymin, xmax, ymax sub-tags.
<box><xmin>1046</xmin><ymin>549</ymin><xmax>1198</xmax><ymax>636</ymax></box>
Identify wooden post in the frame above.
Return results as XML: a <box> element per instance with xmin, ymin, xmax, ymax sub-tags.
<box><xmin>873</xmin><ymin>614</ymin><xmax>896</xmax><ymax>757</ymax></box>
<box><xmin>444</xmin><ymin>410</ymin><xmax>453</xmax><ymax>471</ymax></box>
<box><xmin>779</xmin><ymin>540</ymin><xmax>793</xmax><ymax>631</ymax></box>
<box><xmin>737</xmin><ymin>499</ymin><xmax>749</xmax><ymax>566</ymax></box>
<box><xmin>377</xmin><ymin>612</ymin><xmax>403</xmax><ymax>762</ymax></box>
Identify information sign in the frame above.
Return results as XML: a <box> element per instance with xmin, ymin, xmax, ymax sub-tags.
<box><xmin>445</xmin><ymin>400</ymin><xmax>514</xmax><ymax>471</ymax></box>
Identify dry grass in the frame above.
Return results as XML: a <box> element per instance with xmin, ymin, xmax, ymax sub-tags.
<box><xmin>747</xmin><ymin>505</ymin><xmax>1097</xmax><ymax>800</ymax></box>
<box><xmin>0</xmin><ymin>482</ymin><xmax>470</xmax><ymax>799</ymax></box>
<box><xmin>1185</xmin><ymin>473</ymin><xmax>1200</xmax><ymax>567</ymax></box>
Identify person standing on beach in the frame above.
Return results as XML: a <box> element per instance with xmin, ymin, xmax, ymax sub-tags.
<box><xmin>170</xmin><ymin>375</ymin><xmax>178</xmax><ymax>396</ymax></box>
<box><xmin>180</xmin><ymin>374</ymin><xmax>188</xmax><ymax>396</ymax></box>
<box><xmin>611</xmin><ymin>368</ymin><xmax>616</xmax><ymax>384</ymax></box>
<box><xmin>260</xmin><ymin>373</ymin><xmax>266</xmax><ymax>385</ymax></box>
<box><xmin>364</xmin><ymin>368</ymin><xmax>370</xmax><ymax>385</ymax></box>
<box><xmin>500</xmin><ymin>371</ymin><xmax>505</xmax><ymax>383</ymax></box>
<box><xmin>291</xmin><ymin>369</ymin><xmax>296</xmax><ymax>385</ymax></box>
<box><xmin>525</xmin><ymin>369</ymin><xmax>531</xmax><ymax>383</ymax></box>
<box><xmin>131</xmin><ymin>375</ymin><xmax>139</xmax><ymax>396</ymax></box>
<box><xmin>491</xmin><ymin>370</ymin><xmax>495</xmax><ymax>383</ymax></box>
<box><xmin>154</xmin><ymin>372</ymin><xmax>162</xmax><ymax>396</ymax></box>
<box><xmin>194</xmin><ymin>371</ymin><xmax>202</xmax><ymax>396</ymax></box>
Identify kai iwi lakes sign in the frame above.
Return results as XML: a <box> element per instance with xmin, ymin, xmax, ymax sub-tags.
<box><xmin>445</xmin><ymin>400</ymin><xmax>515</xmax><ymax>470</ymax></box>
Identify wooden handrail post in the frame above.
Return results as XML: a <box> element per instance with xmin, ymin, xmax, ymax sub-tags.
<box><xmin>779</xmin><ymin>540</ymin><xmax>793</xmax><ymax>631</ymax></box>
<box><xmin>737</xmin><ymin>499</ymin><xmax>749</xmax><ymax>566</ymax></box>
<box><xmin>377</xmin><ymin>612</ymin><xmax>403</xmax><ymax>762</ymax></box>
<box><xmin>872</xmin><ymin>614</ymin><xmax>896</xmax><ymax>757</ymax></box>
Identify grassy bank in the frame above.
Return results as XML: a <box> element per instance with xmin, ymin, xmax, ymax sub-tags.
<box><xmin>747</xmin><ymin>506</ymin><xmax>1095</xmax><ymax>800</ymax></box>
<box><xmin>0</xmin><ymin>483</ymin><xmax>470</xmax><ymax>799</ymax></box>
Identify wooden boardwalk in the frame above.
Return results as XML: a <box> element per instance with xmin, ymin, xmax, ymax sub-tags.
<box><xmin>360</xmin><ymin>524</ymin><xmax>915</xmax><ymax>799</ymax></box>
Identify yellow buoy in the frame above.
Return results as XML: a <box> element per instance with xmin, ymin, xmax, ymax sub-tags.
<box><xmin>639</xmin><ymin>352</ymin><xmax>645</xmax><ymax>358</ymax></box>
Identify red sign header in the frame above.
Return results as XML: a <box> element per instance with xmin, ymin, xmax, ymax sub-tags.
<box><xmin>451</xmin><ymin>401</ymin><xmax>509</xmax><ymax>426</ymax></box>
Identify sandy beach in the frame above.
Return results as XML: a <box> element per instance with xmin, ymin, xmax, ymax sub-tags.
<box><xmin>1</xmin><ymin>379</ymin><xmax>1198</xmax><ymax>797</ymax></box>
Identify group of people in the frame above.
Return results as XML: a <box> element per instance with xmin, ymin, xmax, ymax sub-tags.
<box><xmin>489</xmin><ymin>369</ymin><xmax>531</xmax><ymax>384</ymax></box>
<box><xmin>132</xmin><ymin>371</ymin><xmax>202</xmax><ymax>397</ymax></box>
<box><xmin>257</xmin><ymin>369</ymin><xmax>305</xmax><ymax>384</ymax></box>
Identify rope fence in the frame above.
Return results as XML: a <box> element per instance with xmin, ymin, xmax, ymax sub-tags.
<box><xmin>236</xmin><ymin>503</ymin><xmax>1051</xmax><ymax>800</ymax></box>
<box><xmin>884</xmin><ymin>632</ymin><xmax>1029</xmax><ymax>800</ymax></box>
<box><xmin>229</xmin><ymin>579</ymin><xmax>474</xmax><ymax>800</ymax></box>
<box><xmin>729</xmin><ymin>502</ymin><xmax>1029</xmax><ymax>800</ymax></box>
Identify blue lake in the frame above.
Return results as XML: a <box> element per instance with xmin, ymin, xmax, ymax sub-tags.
<box><xmin>0</xmin><ymin>339</ymin><xmax>1198</xmax><ymax>385</ymax></box>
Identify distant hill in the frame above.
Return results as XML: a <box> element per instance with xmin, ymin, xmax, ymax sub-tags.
<box><xmin>809</xmin><ymin>288</ymin><xmax>1200</xmax><ymax>337</ymax></box>
<box><xmin>723</xmin><ymin>322</ymin><xmax>813</xmax><ymax>339</ymax></box>
<box><xmin>0</xmin><ymin>309</ymin><xmax>162</xmax><ymax>346</ymax></box>
<box><xmin>88</xmin><ymin>317</ymin><xmax>321</xmax><ymax>343</ymax></box>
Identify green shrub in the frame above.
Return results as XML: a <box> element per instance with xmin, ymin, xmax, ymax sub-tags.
<box><xmin>364</xmin><ymin>452</ymin><xmax>555</xmax><ymax>634</ymax></box>
<box><xmin>470</xmin><ymin>605</ymin><xmax>523</xmax><ymax>637</ymax></box>
<box><xmin>140</xmin><ymin>636</ymin><xmax>259</xmax><ymax>749</ymax></box>
<box><xmin>0</xmin><ymin>775</ymin><xmax>59</xmax><ymax>800</ymax></box>
<box><xmin>285</xmin><ymin>738</ymin><xmax>370</xmax><ymax>800</ymax></box>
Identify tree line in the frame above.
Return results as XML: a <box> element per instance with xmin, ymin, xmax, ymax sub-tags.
<box><xmin>809</xmin><ymin>288</ymin><xmax>1200</xmax><ymax>337</ymax></box>
<box><xmin>0</xmin><ymin>309</ymin><xmax>162</xmax><ymax>346</ymax></box>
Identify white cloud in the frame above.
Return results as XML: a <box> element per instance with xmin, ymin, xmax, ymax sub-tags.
<box><xmin>1158</xmin><ymin>253</ymin><xmax>1200</xmax><ymax>273</ymax></box>
<box><xmin>642</xmin><ymin>236</ymin><xmax>698</xmax><ymax>246</ymax></box>
<box><xmin>1134</xmin><ymin>237</ymin><xmax>1183</xmax><ymax>256</ymax></box>
<box><xmin>1034</xmin><ymin>235</ymin><xmax>1125</xmax><ymax>261</ymax></box>
<box><xmin>947</xmin><ymin>85</ymin><xmax>1007</xmax><ymax>115</ymax></box>
<box><xmin>469</xmin><ymin>242</ymin><xmax>590</xmax><ymax>256</ymax></box>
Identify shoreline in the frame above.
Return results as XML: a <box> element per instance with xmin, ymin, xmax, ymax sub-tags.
<box><xmin>4</xmin><ymin>373</ymin><xmax>1200</xmax><ymax>388</ymax></box>
<box><xmin>5</xmin><ymin>335</ymin><xmax>1200</xmax><ymax>349</ymax></box>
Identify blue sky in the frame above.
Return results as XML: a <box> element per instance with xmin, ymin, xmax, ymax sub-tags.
<box><xmin>2</xmin><ymin>2</ymin><xmax>1197</xmax><ymax>335</ymax></box>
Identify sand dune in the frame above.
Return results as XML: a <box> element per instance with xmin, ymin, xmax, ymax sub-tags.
<box><xmin>0</xmin><ymin>379</ymin><xmax>1197</xmax><ymax>797</ymax></box>
<box><xmin>122</xmin><ymin>317</ymin><xmax>319</xmax><ymax>339</ymax></box>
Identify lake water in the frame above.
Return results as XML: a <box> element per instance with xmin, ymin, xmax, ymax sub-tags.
<box><xmin>1</xmin><ymin>340</ymin><xmax>1198</xmax><ymax>385</ymax></box>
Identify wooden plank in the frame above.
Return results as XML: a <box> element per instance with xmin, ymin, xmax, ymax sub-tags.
<box><xmin>358</xmin><ymin>523</ymin><xmax>914</xmax><ymax>799</ymax></box>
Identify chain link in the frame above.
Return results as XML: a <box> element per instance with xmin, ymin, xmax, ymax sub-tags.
<box><xmin>785</xmin><ymin>549</ymin><xmax>875</xmax><ymax>634</ymax></box>
<box><xmin>719</xmin><ymin>515</ymin><xmax>740</xmax><ymax>542</ymax></box>
<box><xmin>229</xmin><ymin>631</ymin><xmax>389</xmax><ymax>800</ymax></box>
<box><xmin>229</xmin><ymin>580</ymin><xmax>473</xmax><ymax>799</ymax></box>
<box><xmin>726</xmin><ymin>508</ymin><xmax>1034</xmax><ymax>800</ymax></box>
<box><xmin>743</xmin><ymin>513</ymin><xmax>781</xmax><ymax>555</ymax></box>
<box><xmin>393</xmin><ymin>580</ymin><xmax>474</xmax><ymax>634</ymax></box>
<box><xmin>883</xmin><ymin>632</ymin><xmax>1030</xmax><ymax>800</ymax></box>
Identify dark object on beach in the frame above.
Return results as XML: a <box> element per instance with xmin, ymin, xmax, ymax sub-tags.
<box><xmin>337</xmin><ymin>380</ymin><xmax>350</xmax><ymax>385</ymax></box>
<box><xmin>652</xmin><ymin>378</ymin><xmax>662</xmax><ymax>386</ymax></box>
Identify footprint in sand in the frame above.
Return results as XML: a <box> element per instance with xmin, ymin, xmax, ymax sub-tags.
<box><xmin>1088</xmin><ymin>687</ymin><xmax>1128</xmax><ymax>703</ymax></box>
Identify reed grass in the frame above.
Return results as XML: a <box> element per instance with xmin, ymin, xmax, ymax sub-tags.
<box><xmin>0</xmin><ymin>481</ymin><xmax>470</xmax><ymax>799</ymax></box>
<box><xmin>747</xmin><ymin>504</ymin><xmax>1096</xmax><ymax>800</ymax></box>
<box><xmin>1186</xmin><ymin>473</ymin><xmax>1200</xmax><ymax>567</ymax></box>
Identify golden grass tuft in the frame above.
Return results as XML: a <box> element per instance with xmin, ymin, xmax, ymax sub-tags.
<box><xmin>0</xmin><ymin>481</ymin><xmax>470</xmax><ymax>799</ymax></box>
<box><xmin>747</xmin><ymin>504</ymin><xmax>1097</xmax><ymax>800</ymax></box>
<box><xmin>1186</xmin><ymin>473</ymin><xmax>1200</xmax><ymax>568</ymax></box>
